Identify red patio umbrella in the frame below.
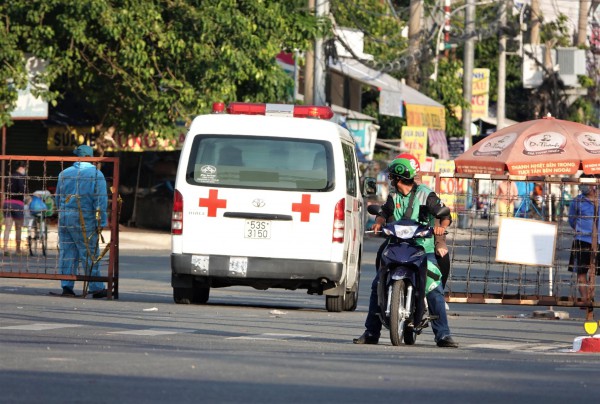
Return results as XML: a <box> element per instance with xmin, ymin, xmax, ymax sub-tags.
<box><xmin>455</xmin><ymin>116</ymin><xmax>600</xmax><ymax>176</ymax></box>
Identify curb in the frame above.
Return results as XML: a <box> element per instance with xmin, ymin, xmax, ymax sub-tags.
<box><xmin>573</xmin><ymin>335</ymin><xmax>600</xmax><ymax>352</ymax></box>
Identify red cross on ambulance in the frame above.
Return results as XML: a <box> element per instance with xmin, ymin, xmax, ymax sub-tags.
<box><xmin>292</xmin><ymin>194</ymin><xmax>320</xmax><ymax>222</ymax></box>
<box><xmin>199</xmin><ymin>189</ymin><xmax>227</xmax><ymax>217</ymax></box>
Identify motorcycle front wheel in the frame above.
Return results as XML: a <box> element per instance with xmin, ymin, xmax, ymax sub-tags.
<box><xmin>389</xmin><ymin>279</ymin><xmax>410</xmax><ymax>346</ymax></box>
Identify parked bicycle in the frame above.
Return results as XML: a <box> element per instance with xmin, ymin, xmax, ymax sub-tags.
<box><xmin>26</xmin><ymin>191</ymin><xmax>54</xmax><ymax>257</ymax></box>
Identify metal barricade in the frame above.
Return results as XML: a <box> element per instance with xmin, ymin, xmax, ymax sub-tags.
<box><xmin>420</xmin><ymin>171</ymin><xmax>598</xmax><ymax>310</ymax></box>
<box><xmin>0</xmin><ymin>155</ymin><xmax>120</xmax><ymax>299</ymax></box>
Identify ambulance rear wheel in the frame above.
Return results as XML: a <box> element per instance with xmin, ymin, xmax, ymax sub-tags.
<box><xmin>173</xmin><ymin>286</ymin><xmax>210</xmax><ymax>304</ymax></box>
<box><xmin>173</xmin><ymin>287</ymin><xmax>193</xmax><ymax>304</ymax></box>
<box><xmin>192</xmin><ymin>285</ymin><xmax>210</xmax><ymax>304</ymax></box>
<box><xmin>343</xmin><ymin>267</ymin><xmax>360</xmax><ymax>312</ymax></box>
<box><xmin>325</xmin><ymin>295</ymin><xmax>343</xmax><ymax>312</ymax></box>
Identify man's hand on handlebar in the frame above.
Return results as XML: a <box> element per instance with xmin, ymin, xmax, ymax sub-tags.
<box><xmin>371</xmin><ymin>217</ymin><xmax>386</xmax><ymax>234</ymax></box>
<box><xmin>433</xmin><ymin>225</ymin><xmax>447</xmax><ymax>236</ymax></box>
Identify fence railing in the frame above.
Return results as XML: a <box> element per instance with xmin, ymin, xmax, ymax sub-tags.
<box><xmin>417</xmin><ymin>171</ymin><xmax>598</xmax><ymax>309</ymax></box>
<box><xmin>0</xmin><ymin>155</ymin><xmax>120</xmax><ymax>299</ymax></box>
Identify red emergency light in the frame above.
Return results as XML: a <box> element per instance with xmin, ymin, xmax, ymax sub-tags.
<box><xmin>227</xmin><ymin>102</ymin><xmax>266</xmax><ymax>115</ymax></box>
<box><xmin>224</xmin><ymin>102</ymin><xmax>333</xmax><ymax>120</ymax></box>
<box><xmin>293</xmin><ymin>105</ymin><xmax>334</xmax><ymax>120</ymax></box>
<box><xmin>212</xmin><ymin>102</ymin><xmax>226</xmax><ymax>113</ymax></box>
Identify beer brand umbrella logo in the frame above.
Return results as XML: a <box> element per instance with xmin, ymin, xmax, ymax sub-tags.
<box><xmin>473</xmin><ymin>132</ymin><xmax>517</xmax><ymax>157</ymax></box>
<box><xmin>522</xmin><ymin>131</ymin><xmax>566</xmax><ymax>156</ymax></box>
<box><xmin>577</xmin><ymin>132</ymin><xmax>600</xmax><ymax>154</ymax></box>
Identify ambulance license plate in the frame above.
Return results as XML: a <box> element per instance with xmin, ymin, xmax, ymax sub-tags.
<box><xmin>244</xmin><ymin>220</ymin><xmax>271</xmax><ymax>239</ymax></box>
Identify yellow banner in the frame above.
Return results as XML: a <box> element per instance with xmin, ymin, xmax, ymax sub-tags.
<box><xmin>434</xmin><ymin>159</ymin><xmax>455</xmax><ymax>173</ymax></box>
<box><xmin>401</xmin><ymin>126</ymin><xmax>428</xmax><ymax>164</ymax></box>
<box><xmin>405</xmin><ymin>104</ymin><xmax>446</xmax><ymax>130</ymax></box>
<box><xmin>47</xmin><ymin>127</ymin><xmax>186</xmax><ymax>152</ymax></box>
<box><xmin>455</xmin><ymin>68</ymin><xmax>490</xmax><ymax>120</ymax></box>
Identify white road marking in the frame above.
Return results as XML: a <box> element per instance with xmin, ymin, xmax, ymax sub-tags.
<box><xmin>108</xmin><ymin>329</ymin><xmax>196</xmax><ymax>336</ymax></box>
<box><xmin>470</xmin><ymin>342</ymin><xmax>570</xmax><ymax>353</ymax></box>
<box><xmin>227</xmin><ymin>333</ymin><xmax>311</xmax><ymax>340</ymax></box>
<box><xmin>1</xmin><ymin>323</ymin><xmax>81</xmax><ymax>331</ymax></box>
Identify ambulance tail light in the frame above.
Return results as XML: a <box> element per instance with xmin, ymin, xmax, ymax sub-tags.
<box><xmin>172</xmin><ymin>189</ymin><xmax>184</xmax><ymax>235</ymax></box>
<box><xmin>332</xmin><ymin>198</ymin><xmax>345</xmax><ymax>243</ymax></box>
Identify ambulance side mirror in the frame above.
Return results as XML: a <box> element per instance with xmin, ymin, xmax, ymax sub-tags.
<box><xmin>363</xmin><ymin>177</ymin><xmax>377</xmax><ymax>196</ymax></box>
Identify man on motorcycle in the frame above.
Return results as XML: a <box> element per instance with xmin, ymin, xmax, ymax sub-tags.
<box><xmin>353</xmin><ymin>157</ymin><xmax>458</xmax><ymax>348</ymax></box>
<box><xmin>390</xmin><ymin>154</ymin><xmax>450</xmax><ymax>288</ymax></box>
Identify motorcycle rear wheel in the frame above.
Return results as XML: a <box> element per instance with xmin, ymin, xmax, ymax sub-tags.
<box><xmin>389</xmin><ymin>280</ymin><xmax>409</xmax><ymax>346</ymax></box>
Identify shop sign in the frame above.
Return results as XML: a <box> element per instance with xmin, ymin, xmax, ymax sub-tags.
<box><xmin>454</xmin><ymin>68</ymin><xmax>490</xmax><ymax>120</ymax></box>
<box><xmin>47</xmin><ymin>127</ymin><xmax>186</xmax><ymax>152</ymax></box>
<box><xmin>400</xmin><ymin>126</ymin><xmax>428</xmax><ymax>164</ymax></box>
<box><xmin>405</xmin><ymin>104</ymin><xmax>445</xmax><ymax>130</ymax></box>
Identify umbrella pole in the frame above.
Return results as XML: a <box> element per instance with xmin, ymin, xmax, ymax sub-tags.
<box><xmin>589</xmin><ymin>191</ymin><xmax>598</xmax><ymax>321</ymax></box>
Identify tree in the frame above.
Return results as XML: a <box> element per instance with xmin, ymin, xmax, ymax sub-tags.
<box><xmin>331</xmin><ymin>0</ymin><xmax>410</xmax><ymax>140</ymax></box>
<box><xmin>330</xmin><ymin>0</ymin><xmax>408</xmax><ymax>65</ymax></box>
<box><xmin>423</xmin><ymin>58</ymin><xmax>468</xmax><ymax>138</ymax></box>
<box><xmin>0</xmin><ymin>0</ymin><xmax>324</xmax><ymax>150</ymax></box>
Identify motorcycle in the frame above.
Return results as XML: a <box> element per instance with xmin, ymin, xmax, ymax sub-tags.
<box><xmin>367</xmin><ymin>204</ymin><xmax>450</xmax><ymax>346</ymax></box>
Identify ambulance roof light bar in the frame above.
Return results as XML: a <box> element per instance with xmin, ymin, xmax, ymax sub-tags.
<box><xmin>214</xmin><ymin>102</ymin><xmax>333</xmax><ymax>120</ymax></box>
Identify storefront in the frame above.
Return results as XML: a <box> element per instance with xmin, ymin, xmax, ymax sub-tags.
<box><xmin>4</xmin><ymin>118</ymin><xmax>184</xmax><ymax>230</ymax></box>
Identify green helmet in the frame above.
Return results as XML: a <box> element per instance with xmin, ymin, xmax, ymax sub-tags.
<box><xmin>387</xmin><ymin>158</ymin><xmax>417</xmax><ymax>181</ymax></box>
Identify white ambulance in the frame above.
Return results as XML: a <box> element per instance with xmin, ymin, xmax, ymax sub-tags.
<box><xmin>171</xmin><ymin>102</ymin><xmax>374</xmax><ymax>312</ymax></box>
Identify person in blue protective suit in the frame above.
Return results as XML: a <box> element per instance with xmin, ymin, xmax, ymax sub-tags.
<box><xmin>353</xmin><ymin>157</ymin><xmax>458</xmax><ymax>348</ymax></box>
<box><xmin>55</xmin><ymin>145</ymin><xmax>108</xmax><ymax>298</ymax></box>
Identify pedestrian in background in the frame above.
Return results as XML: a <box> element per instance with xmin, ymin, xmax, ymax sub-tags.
<box><xmin>567</xmin><ymin>176</ymin><xmax>599</xmax><ymax>318</ymax></box>
<box><xmin>494</xmin><ymin>179</ymin><xmax>518</xmax><ymax>220</ymax></box>
<box><xmin>2</xmin><ymin>161</ymin><xmax>27</xmax><ymax>256</ymax></box>
<box><xmin>55</xmin><ymin>145</ymin><xmax>108</xmax><ymax>297</ymax></box>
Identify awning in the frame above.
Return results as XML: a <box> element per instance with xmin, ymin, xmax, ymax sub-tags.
<box><xmin>331</xmin><ymin>104</ymin><xmax>376</xmax><ymax>121</ymax></box>
<box><xmin>328</xmin><ymin>57</ymin><xmax>443</xmax><ymax>118</ymax></box>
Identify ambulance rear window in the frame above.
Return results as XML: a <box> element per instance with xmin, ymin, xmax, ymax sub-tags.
<box><xmin>186</xmin><ymin>136</ymin><xmax>334</xmax><ymax>191</ymax></box>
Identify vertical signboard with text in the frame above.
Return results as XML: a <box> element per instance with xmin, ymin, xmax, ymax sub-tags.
<box><xmin>455</xmin><ymin>68</ymin><xmax>490</xmax><ymax>121</ymax></box>
<box><xmin>401</xmin><ymin>126</ymin><xmax>428</xmax><ymax>165</ymax></box>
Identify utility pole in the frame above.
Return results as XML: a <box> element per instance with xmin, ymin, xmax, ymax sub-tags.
<box><xmin>444</xmin><ymin>0</ymin><xmax>451</xmax><ymax>58</ymax></box>
<box><xmin>303</xmin><ymin>0</ymin><xmax>315</xmax><ymax>105</ymax></box>
<box><xmin>497</xmin><ymin>0</ymin><xmax>508</xmax><ymax>130</ymax></box>
<box><xmin>407</xmin><ymin>0</ymin><xmax>423</xmax><ymax>89</ymax></box>
<box><xmin>530</xmin><ymin>0</ymin><xmax>540</xmax><ymax>45</ymax></box>
<box><xmin>462</xmin><ymin>0</ymin><xmax>475</xmax><ymax>150</ymax></box>
<box><xmin>578</xmin><ymin>0</ymin><xmax>591</xmax><ymax>47</ymax></box>
<box><xmin>313</xmin><ymin>0</ymin><xmax>329</xmax><ymax>106</ymax></box>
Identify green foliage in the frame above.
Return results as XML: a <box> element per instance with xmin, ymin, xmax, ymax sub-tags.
<box><xmin>423</xmin><ymin>58</ymin><xmax>468</xmax><ymax>138</ymax></box>
<box><xmin>578</xmin><ymin>75</ymin><xmax>595</xmax><ymax>89</ymax></box>
<box><xmin>0</xmin><ymin>0</ymin><xmax>323</xmax><ymax>134</ymax></box>
<box><xmin>566</xmin><ymin>97</ymin><xmax>597</xmax><ymax>126</ymax></box>
<box><xmin>540</xmin><ymin>13</ymin><xmax>571</xmax><ymax>47</ymax></box>
<box><xmin>330</xmin><ymin>0</ymin><xmax>407</xmax><ymax>64</ymax></box>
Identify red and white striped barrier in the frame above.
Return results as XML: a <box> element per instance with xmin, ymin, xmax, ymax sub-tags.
<box><xmin>573</xmin><ymin>335</ymin><xmax>600</xmax><ymax>353</ymax></box>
